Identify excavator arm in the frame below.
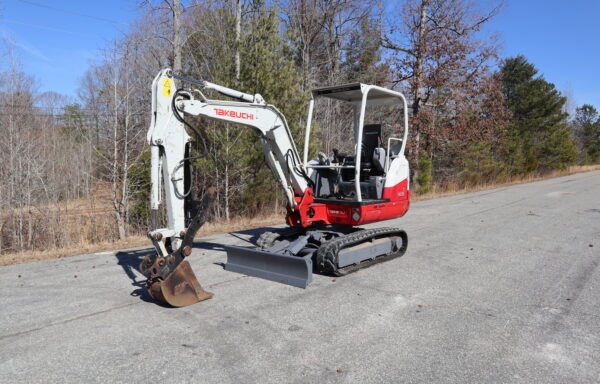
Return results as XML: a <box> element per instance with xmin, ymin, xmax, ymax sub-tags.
<box><xmin>141</xmin><ymin>69</ymin><xmax>311</xmax><ymax>306</ymax></box>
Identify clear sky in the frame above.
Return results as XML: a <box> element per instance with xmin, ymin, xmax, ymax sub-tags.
<box><xmin>1</xmin><ymin>0</ymin><xmax>599</xmax><ymax>108</ymax></box>
<box><xmin>489</xmin><ymin>0</ymin><xmax>600</xmax><ymax>110</ymax></box>
<box><xmin>0</xmin><ymin>0</ymin><xmax>138</xmax><ymax>100</ymax></box>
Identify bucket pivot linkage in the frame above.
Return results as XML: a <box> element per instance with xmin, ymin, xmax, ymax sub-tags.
<box><xmin>139</xmin><ymin>188</ymin><xmax>215</xmax><ymax>307</ymax></box>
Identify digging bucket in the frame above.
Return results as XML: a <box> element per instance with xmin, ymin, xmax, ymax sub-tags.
<box><xmin>146</xmin><ymin>260</ymin><xmax>213</xmax><ymax>307</ymax></box>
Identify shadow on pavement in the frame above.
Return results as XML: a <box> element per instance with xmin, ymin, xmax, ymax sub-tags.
<box><xmin>113</xmin><ymin>225</ymin><xmax>287</xmax><ymax>302</ymax></box>
<box><xmin>192</xmin><ymin>226</ymin><xmax>286</xmax><ymax>251</ymax></box>
<box><xmin>114</xmin><ymin>248</ymin><xmax>157</xmax><ymax>304</ymax></box>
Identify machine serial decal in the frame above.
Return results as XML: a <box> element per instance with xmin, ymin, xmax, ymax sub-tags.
<box><xmin>214</xmin><ymin>108</ymin><xmax>255</xmax><ymax>120</ymax></box>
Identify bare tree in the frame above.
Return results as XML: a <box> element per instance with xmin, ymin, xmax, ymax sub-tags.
<box><xmin>0</xmin><ymin>47</ymin><xmax>97</xmax><ymax>254</ymax></box>
<box><xmin>81</xmin><ymin>38</ymin><xmax>149</xmax><ymax>239</ymax></box>
<box><xmin>383</xmin><ymin>0</ymin><xmax>503</xmax><ymax>172</ymax></box>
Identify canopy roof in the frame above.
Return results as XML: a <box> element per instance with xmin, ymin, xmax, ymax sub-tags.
<box><xmin>312</xmin><ymin>83</ymin><xmax>403</xmax><ymax>103</ymax></box>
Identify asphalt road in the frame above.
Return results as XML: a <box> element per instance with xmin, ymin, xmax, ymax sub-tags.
<box><xmin>1</xmin><ymin>171</ymin><xmax>599</xmax><ymax>383</ymax></box>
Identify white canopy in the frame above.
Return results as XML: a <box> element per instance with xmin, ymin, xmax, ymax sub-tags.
<box><xmin>312</xmin><ymin>83</ymin><xmax>403</xmax><ymax>104</ymax></box>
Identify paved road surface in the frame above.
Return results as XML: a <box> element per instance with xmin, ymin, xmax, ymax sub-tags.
<box><xmin>1</xmin><ymin>171</ymin><xmax>599</xmax><ymax>383</ymax></box>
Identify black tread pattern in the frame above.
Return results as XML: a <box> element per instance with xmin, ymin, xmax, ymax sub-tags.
<box><xmin>316</xmin><ymin>227</ymin><xmax>408</xmax><ymax>276</ymax></box>
<box><xmin>257</xmin><ymin>231</ymin><xmax>280</xmax><ymax>250</ymax></box>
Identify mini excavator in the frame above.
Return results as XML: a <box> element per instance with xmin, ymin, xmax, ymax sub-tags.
<box><xmin>139</xmin><ymin>69</ymin><xmax>411</xmax><ymax>306</ymax></box>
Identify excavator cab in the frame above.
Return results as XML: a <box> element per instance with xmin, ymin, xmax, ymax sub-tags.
<box><xmin>292</xmin><ymin>83</ymin><xmax>410</xmax><ymax>227</ymax></box>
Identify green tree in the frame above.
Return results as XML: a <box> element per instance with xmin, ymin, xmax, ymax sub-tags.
<box><xmin>343</xmin><ymin>16</ymin><xmax>387</xmax><ymax>84</ymax></box>
<box><xmin>237</xmin><ymin>4</ymin><xmax>307</xmax><ymax>212</ymax></box>
<box><xmin>184</xmin><ymin>3</ymin><xmax>307</xmax><ymax>217</ymax></box>
<box><xmin>459</xmin><ymin>142</ymin><xmax>508</xmax><ymax>187</ymax></box>
<box><xmin>415</xmin><ymin>154</ymin><xmax>432</xmax><ymax>194</ymax></box>
<box><xmin>59</xmin><ymin>104</ymin><xmax>87</xmax><ymax>143</ymax></box>
<box><xmin>500</xmin><ymin>55</ymin><xmax>577</xmax><ymax>172</ymax></box>
<box><xmin>571</xmin><ymin>104</ymin><xmax>600</xmax><ymax>163</ymax></box>
<box><xmin>127</xmin><ymin>148</ymin><xmax>151</xmax><ymax>227</ymax></box>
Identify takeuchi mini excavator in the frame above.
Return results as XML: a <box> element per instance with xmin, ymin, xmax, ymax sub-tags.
<box><xmin>140</xmin><ymin>69</ymin><xmax>411</xmax><ymax>306</ymax></box>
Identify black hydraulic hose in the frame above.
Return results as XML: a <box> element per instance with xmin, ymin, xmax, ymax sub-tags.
<box><xmin>171</xmin><ymin>155</ymin><xmax>203</xmax><ymax>199</ymax></box>
<box><xmin>170</xmin><ymin>72</ymin><xmax>206</xmax><ymax>87</ymax></box>
<box><xmin>285</xmin><ymin>148</ymin><xmax>314</xmax><ymax>189</ymax></box>
<box><xmin>171</xmin><ymin>88</ymin><xmax>208</xmax><ymax>155</ymax></box>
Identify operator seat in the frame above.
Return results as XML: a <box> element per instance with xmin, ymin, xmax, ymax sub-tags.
<box><xmin>361</xmin><ymin>124</ymin><xmax>382</xmax><ymax>169</ymax></box>
<box><xmin>362</xmin><ymin>124</ymin><xmax>387</xmax><ymax>174</ymax></box>
<box><xmin>337</xmin><ymin>124</ymin><xmax>386</xmax><ymax>183</ymax></box>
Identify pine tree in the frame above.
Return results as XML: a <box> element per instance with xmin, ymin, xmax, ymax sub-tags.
<box><xmin>500</xmin><ymin>55</ymin><xmax>577</xmax><ymax>172</ymax></box>
<box><xmin>238</xmin><ymin>4</ymin><xmax>307</xmax><ymax>213</ymax></box>
<box><xmin>343</xmin><ymin>17</ymin><xmax>387</xmax><ymax>84</ymax></box>
<box><xmin>183</xmin><ymin>3</ymin><xmax>307</xmax><ymax>217</ymax></box>
<box><xmin>571</xmin><ymin>104</ymin><xmax>600</xmax><ymax>163</ymax></box>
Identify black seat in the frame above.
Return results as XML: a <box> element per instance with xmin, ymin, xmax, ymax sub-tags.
<box><xmin>360</xmin><ymin>124</ymin><xmax>382</xmax><ymax>169</ymax></box>
<box><xmin>336</xmin><ymin>124</ymin><xmax>384</xmax><ymax>181</ymax></box>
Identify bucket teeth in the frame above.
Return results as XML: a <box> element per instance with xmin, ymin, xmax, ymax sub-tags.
<box><xmin>147</xmin><ymin>260</ymin><xmax>213</xmax><ymax>307</ymax></box>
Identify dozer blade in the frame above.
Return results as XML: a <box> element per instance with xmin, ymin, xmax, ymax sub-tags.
<box><xmin>147</xmin><ymin>260</ymin><xmax>213</xmax><ymax>307</ymax></box>
<box><xmin>225</xmin><ymin>245</ymin><xmax>313</xmax><ymax>288</ymax></box>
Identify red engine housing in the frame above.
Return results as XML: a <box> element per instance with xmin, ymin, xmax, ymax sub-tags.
<box><xmin>286</xmin><ymin>179</ymin><xmax>410</xmax><ymax>228</ymax></box>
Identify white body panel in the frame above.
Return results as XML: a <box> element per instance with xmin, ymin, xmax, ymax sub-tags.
<box><xmin>384</xmin><ymin>156</ymin><xmax>410</xmax><ymax>189</ymax></box>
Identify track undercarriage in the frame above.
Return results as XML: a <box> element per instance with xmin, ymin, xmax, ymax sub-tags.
<box><xmin>225</xmin><ymin>226</ymin><xmax>408</xmax><ymax>288</ymax></box>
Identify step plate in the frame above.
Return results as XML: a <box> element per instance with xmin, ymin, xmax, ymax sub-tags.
<box><xmin>225</xmin><ymin>245</ymin><xmax>313</xmax><ymax>288</ymax></box>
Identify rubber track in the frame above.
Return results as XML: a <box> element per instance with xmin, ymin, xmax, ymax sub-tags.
<box><xmin>316</xmin><ymin>227</ymin><xmax>408</xmax><ymax>276</ymax></box>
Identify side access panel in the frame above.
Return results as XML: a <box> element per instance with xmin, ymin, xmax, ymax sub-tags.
<box><xmin>225</xmin><ymin>245</ymin><xmax>313</xmax><ymax>288</ymax></box>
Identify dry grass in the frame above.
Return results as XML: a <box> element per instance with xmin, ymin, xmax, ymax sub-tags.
<box><xmin>1</xmin><ymin>164</ymin><xmax>599</xmax><ymax>267</ymax></box>
<box><xmin>0</xmin><ymin>213</ymin><xmax>284</xmax><ymax>266</ymax></box>
<box><xmin>0</xmin><ymin>236</ymin><xmax>148</xmax><ymax>266</ymax></box>
<box><xmin>412</xmin><ymin>164</ymin><xmax>600</xmax><ymax>202</ymax></box>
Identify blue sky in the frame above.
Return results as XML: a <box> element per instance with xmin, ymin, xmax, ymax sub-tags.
<box><xmin>490</xmin><ymin>0</ymin><xmax>600</xmax><ymax>109</ymax></box>
<box><xmin>1</xmin><ymin>0</ymin><xmax>137</xmax><ymax>100</ymax></box>
<box><xmin>1</xmin><ymin>0</ymin><xmax>599</xmax><ymax>108</ymax></box>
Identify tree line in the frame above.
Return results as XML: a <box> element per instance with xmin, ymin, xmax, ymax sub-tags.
<box><xmin>1</xmin><ymin>0</ymin><xmax>599</xmax><ymax>255</ymax></box>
